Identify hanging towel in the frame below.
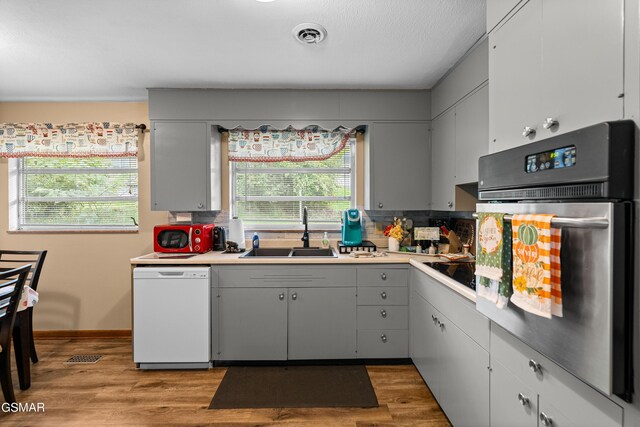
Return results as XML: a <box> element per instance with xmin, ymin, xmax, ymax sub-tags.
<box><xmin>510</xmin><ymin>214</ymin><xmax>563</xmax><ymax>318</ymax></box>
<box><xmin>476</xmin><ymin>213</ymin><xmax>512</xmax><ymax>307</ymax></box>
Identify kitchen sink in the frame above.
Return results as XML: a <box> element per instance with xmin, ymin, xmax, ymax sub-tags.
<box><xmin>240</xmin><ymin>247</ymin><xmax>338</xmax><ymax>258</ymax></box>
<box><xmin>290</xmin><ymin>248</ymin><xmax>336</xmax><ymax>257</ymax></box>
<box><xmin>240</xmin><ymin>248</ymin><xmax>292</xmax><ymax>257</ymax></box>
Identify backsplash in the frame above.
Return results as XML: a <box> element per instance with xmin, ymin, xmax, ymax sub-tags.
<box><xmin>168</xmin><ymin>208</ymin><xmax>470</xmax><ymax>248</ymax></box>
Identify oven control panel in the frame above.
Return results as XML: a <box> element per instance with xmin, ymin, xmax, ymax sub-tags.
<box><xmin>526</xmin><ymin>145</ymin><xmax>576</xmax><ymax>173</ymax></box>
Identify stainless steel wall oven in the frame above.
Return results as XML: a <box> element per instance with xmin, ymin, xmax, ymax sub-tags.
<box><xmin>476</xmin><ymin>121</ymin><xmax>634</xmax><ymax>402</ymax></box>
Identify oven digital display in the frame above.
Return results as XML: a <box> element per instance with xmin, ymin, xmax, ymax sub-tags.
<box><xmin>525</xmin><ymin>145</ymin><xmax>576</xmax><ymax>173</ymax></box>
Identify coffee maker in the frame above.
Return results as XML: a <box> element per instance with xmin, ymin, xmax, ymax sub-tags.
<box><xmin>341</xmin><ymin>209</ymin><xmax>363</xmax><ymax>246</ymax></box>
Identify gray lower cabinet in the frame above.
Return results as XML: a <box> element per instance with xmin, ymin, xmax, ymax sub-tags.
<box><xmin>288</xmin><ymin>287</ymin><xmax>356</xmax><ymax>360</ymax></box>
<box><xmin>366</xmin><ymin>122</ymin><xmax>431</xmax><ymax>211</ymax></box>
<box><xmin>410</xmin><ymin>269</ymin><xmax>490</xmax><ymax>427</ymax></box>
<box><xmin>218</xmin><ymin>287</ymin><xmax>288</xmax><ymax>360</ymax></box>
<box><xmin>490</xmin><ymin>325</ymin><xmax>623</xmax><ymax>427</ymax></box>
<box><xmin>357</xmin><ymin>266</ymin><xmax>409</xmax><ymax>358</ymax></box>
<box><xmin>490</xmin><ymin>359</ymin><xmax>538</xmax><ymax>427</ymax></box>
<box><xmin>217</xmin><ymin>266</ymin><xmax>358</xmax><ymax>360</ymax></box>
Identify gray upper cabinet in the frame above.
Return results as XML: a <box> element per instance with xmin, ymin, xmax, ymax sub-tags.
<box><xmin>288</xmin><ymin>287</ymin><xmax>357</xmax><ymax>360</ymax></box>
<box><xmin>151</xmin><ymin>121</ymin><xmax>221</xmax><ymax>211</ymax></box>
<box><xmin>487</xmin><ymin>0</ymin><xmax>525</xmax><ymax>33</ymax></box>
<box><xmin>489</xmin><ymin>0</ymin><xmax>624</xmax><ymax>153</ymax></box>
<box><xmin>366</xmin><ymin>122</ymin><xmax>431</xmax><ymax>211</ymax></box>
<box><xmin>455</xmin><ymin>85</ymin><xmax>489</xmax><ymax>185</ymax></box>
<box><xmin>430</xmin><ymin>109</ymin><xmax>456</xmax><ymax>211</ymax></box>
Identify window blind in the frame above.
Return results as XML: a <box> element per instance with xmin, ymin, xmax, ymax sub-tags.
<box><xmin>16</xmin><ymin>157</ymin><xmax>138</xmax><ymax>229</ymax></box>
<box><xmin>231</xmin><ymin>139</ymin><xmax>354</xmax><ymax>227</ymax></box>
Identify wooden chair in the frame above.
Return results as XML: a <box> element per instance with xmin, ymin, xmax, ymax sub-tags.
<box><xmin>0</xmin><ymin>264</ymin><xmax>30</xmax><ymax>403</ymax></box>
<box><xmin>0</xmin><ymin>250</ymin><xmax>47</xmax><ymax>364</ymax></box>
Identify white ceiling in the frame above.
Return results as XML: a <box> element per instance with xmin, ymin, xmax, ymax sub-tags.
<box><xmin>0</xmin><ymin>0</ymin><xmax>486</xmax><ymax>101</ymax></box>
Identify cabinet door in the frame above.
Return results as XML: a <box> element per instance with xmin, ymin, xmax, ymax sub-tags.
<box><xmin>218</xmin><ymin>287</ymin><xmax>287</xmax><ymax>360</ymax></box>
<box><xmin>539</xmin><ymin>0</ymin><xmax>623</xmax><ymax>139</ymax></box>
<box><xmin>151</xmin><ymin>121</ymin><xmax>209</xmax><ymax>211</ymax></box>
<box><xmin>438</xmin><ymin>315</ymin><xmax>490</xmax><ymax>427</ymax></box>
<box><xmin>490</xmin><ymin>361</ymin><xmax>538</xmax><ymax>427</ymax></box>
<box><xmin>288</xmin><ymin>287</ymin><xmax>357</xmax><ymax>359</ymax></box>
<box><xmin>431</xmin><ymin>109</ymin><xmax>456</xmax><ymax>210</ymax></box>
<box><xmin>368</xmin><ymin>122</ymin><xmax>431</xmax><ymax>211</ymax></box>
<box><xmin>455</xmin><ymin>85</ymin><xmax>489</xmax><ymax>185</ymax></box>
<box><xmin>410</xmin><ymin>290</ymin><xmax>442</xmax><ymax>399</ymax></box>
<box><xmin>489</xmin><ymin>0</ymin><xmax>542</xmax><ymax>153</ymax></box>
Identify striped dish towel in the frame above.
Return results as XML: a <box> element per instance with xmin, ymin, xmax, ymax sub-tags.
<box><xmin>510</xmin><ymin>214</ymin><xmax>563</xmax><ymax>318</ymax></box>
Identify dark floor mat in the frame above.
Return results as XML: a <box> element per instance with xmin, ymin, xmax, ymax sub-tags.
<box><xmin>209</xmin><ymin>365</ymin><xmax>379</xmax><ymax>409</ymax></box>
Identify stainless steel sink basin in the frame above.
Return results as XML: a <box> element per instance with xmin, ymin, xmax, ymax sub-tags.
<box><xmin>290</xmin><ymin>248</ymin><xmax>337</xmax><ymax>257</ymax></box>
<box><xmin>240</xmin><ymin>247</ymin><xmax>338</xmax><ymax>258</ymax></box>
<box><xmin>240</xmin><ymin>248</ymin><xmax>292</xmax><ymax>257</ymax></box>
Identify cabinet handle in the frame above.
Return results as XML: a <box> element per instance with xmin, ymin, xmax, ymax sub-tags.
<box><xmin>278</xmin><ymin>293</ymin><xmax>285</xmax><ymax>301</ymax></box>
<box><xmin>380</xmin><ymin>334</ymin><xmax>388</xmax><ymax>343</ymax></box>
<box><xmin>522</xmin><ymin>126</ymin><xmax>536</xmax><ymax>137</ymax></box>
<box><xmin>540</xmin><ymin>412</ymin><xmax>553</xmax><ymax>426</ymax></box>
<box><xmin>542</xmin><ymin>117</ymin><xmax>559</xmax><ymax>130</ymax></box>
<box><xmin>380</xmin><ymin>273</ymin><xmax>387</xmax><ymax>280</ymax></box>
<box><xmin>431</xmin><ymin>314</ymin><xmax>437</xmax><ymax>323</ymax></box>
<box><xmin>439</xmin><ymin>322</ymin><xmax>445</xmax><ymax>330</ymax></box>
<box><xmin>447</xmin><ymin>201</ymin><xmax>453</xmax><ymax>208</ymax></box>
<box><xmin>378</xmin><ymin>202</ymin><xmax>384</xmax><ymax>208</ymax></box>
<box><xmin>517</xmin><ymin>393</ymin><xmax>530</xmax><ymax>407</ymax></box>
<box><xmin>291</xmin><ymin>292</ymin><xmax>298</xmax><ymax>301</ymax></box>
<box><xmin>528</xmin><ymin>359</ymin><xmax>542</xmax><ymax>373</ymax></box>
<box><xmin>197</xmin><ymin>202</ymin><xmax>204</xmax><ymax>209</ymax></box>
<box><xmin>380</xmin><ymin>309</ymin><xmax>387</xmax><ymax>318</ymax></box>
<box><xmin>380</xmin><ymin>291</ymin><xmax>387</xmax><ymax>299</ymax></box>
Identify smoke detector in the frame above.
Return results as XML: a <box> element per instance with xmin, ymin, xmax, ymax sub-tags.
<box><xmin>292</xmin><ymin>23</ymin><xmax>327</xmax><ymax>44</ymax></box>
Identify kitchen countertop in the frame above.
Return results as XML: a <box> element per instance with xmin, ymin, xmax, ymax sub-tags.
<box><xmin>131</xmin><ymin>250</ymin><xmax>475</xmax><ymax>302</ymax></box>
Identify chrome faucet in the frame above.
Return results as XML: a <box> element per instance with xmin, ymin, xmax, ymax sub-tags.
<box><xmin>301</xmin><ymin>207</ymin><xmax>310</xmax><ymax>248</ymax></box>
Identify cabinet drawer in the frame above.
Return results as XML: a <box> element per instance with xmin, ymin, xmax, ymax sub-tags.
<box><xmin>491</xmin><ymin>325</ymin><xmax>623</xmax><ymax>427</ymax></box>
<box><xmin>218</xmin><ymin>266</ymin><xmax>356</xmax><ymax>288</ymax></box>
<box><xmin>357</xmin><ymin>286</ymin><xmax>408</xmax><ymax>306</ymax></box>
<box><xmin>357</xmin><ymin>267</ymin><xmax>408</xmax><ymax>287</ymax></box>
<box><xmin>357</xmin><ymin>306</ymin><xmax>408</xmax><ymax>330</ymax></box>
<box><xmin>357</xmin><ymin>330</ymin><xmax>408</xmax><ymax>358</ymax></box>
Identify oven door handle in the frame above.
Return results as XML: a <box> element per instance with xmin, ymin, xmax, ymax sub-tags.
<box><xmin>472</xmin><ymin>213</ymin><xmax>608</xmax><ymax>229</ymax></box>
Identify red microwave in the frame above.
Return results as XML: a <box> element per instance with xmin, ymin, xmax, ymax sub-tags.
<box><xmin>153</xmin><ymin>224</ymin><xmax>215</xmax><ymax>254</ymax></box>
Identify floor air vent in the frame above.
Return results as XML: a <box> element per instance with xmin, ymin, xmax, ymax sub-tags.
<box><xmin>64</xmin><ymin>355</ymin><xmax>103</xmax><ymax>364</ymax></box>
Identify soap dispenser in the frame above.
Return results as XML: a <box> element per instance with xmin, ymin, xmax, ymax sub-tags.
<box><xmin>252</xmin><ymin>232</ymin><xmax>260</xmax><ymax>249</ymax></box>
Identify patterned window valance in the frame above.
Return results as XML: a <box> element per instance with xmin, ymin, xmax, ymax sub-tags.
<box><xmin>0</xmin><ymin>122</ymin><xmax>140</xmax><ymax>158</ymax></box>
<box><xmin>227</xmin><ymin>125</ymin><xmax>353</xmax><ymax>162</ymax></box>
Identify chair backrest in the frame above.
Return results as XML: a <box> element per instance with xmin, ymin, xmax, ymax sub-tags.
<box><xmin>0</xmin><ymin>251</ymin><xmax>47</xmax><ymax>292</ymax></box>
<box><xmin>0</xmin><ymin>264</ymin><xmax>31</xmax><ymax>350</ymax></box>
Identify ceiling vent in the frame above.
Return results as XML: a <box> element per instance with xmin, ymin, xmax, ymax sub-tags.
<box><xmin>292</xmin><ymin>23</ymin><xmax>327</xmax><ymax>44</ymax></box>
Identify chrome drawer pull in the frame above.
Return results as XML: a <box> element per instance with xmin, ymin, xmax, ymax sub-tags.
<box><xmin>380</xmin><ymin>291</ymin><xmax>387</xmax><ymax>299</ymax></box>
<box><xmin>380</xmin><ymin>309</ymin><xmax>387</xmax><ymax>318</ymax></box>
<box><xmin>278</xmin><ymin>293</ymin><xmax>285</xmax><ymax>301</ymax></box>
<box><xmin>380</xmin><ymin>272</ymin><xmax>387</xmax><ymax>280</ymax></box>
<box><xmin>380</xmin><ymin>334</ymin><xmax>388</xmax><ymax>343</ymax></box>
<box><xmin>540</xmin><ymin>412</ymin><xmax>552</xmax><ymax>426</ymax></box>
<box><xmin>517</xmin><ymin>393</ymin><xmax>530</xmax><ymax>407</ymax></box>
<box><xmin>291</xmin><ymin>292</ymin><xmax>297</xmax><ymax>301</ymax></box>
<box><xmin>528</xmin><ymin>359</ymin><xmax>542</xmax><ymax>373</ymax></box>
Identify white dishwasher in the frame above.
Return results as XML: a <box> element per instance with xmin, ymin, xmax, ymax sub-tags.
<box><xmin>133</xmin><ymin>267</ymin><xmax>210</xmax><ymax>369</ymax></box>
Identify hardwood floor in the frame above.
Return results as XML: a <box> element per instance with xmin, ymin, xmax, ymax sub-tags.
<box><xmin>0</xmin><ymin>338</ymin><xmax>450</xmax><ymax>426</ymax></box>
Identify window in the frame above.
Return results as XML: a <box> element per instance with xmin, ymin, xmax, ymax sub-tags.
<box><xmin>9</xmin><ymin>157</ymin><xmax>138</xmax><ymax>230</ymax></box>
<box><xmin>231</xmin><ymin>138</ymin><xmax>355</xmax><ymax>229</ymax></box>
